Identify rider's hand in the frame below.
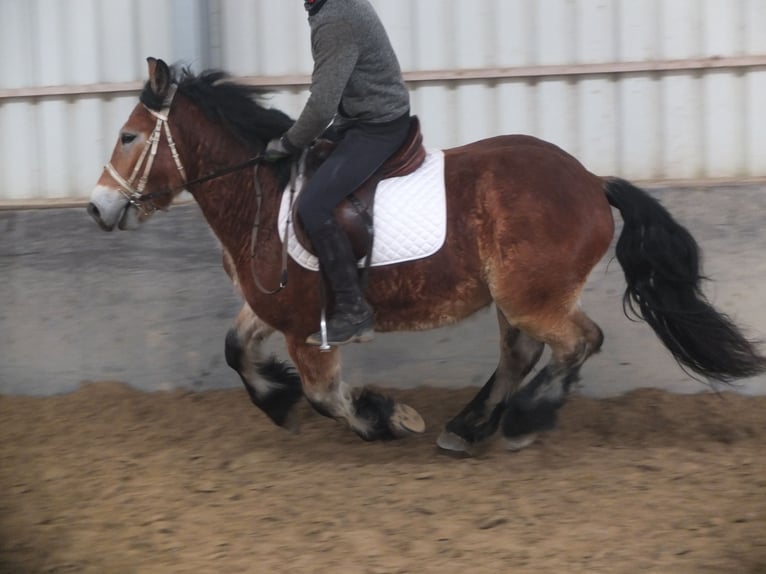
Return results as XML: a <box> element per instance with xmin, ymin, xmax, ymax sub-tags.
<box><xmin>263</xmin><ymin>135</ymin><xmax>300</xmax><ymax>162</ymax></box>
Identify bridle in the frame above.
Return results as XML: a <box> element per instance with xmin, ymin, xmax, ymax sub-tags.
<box><xmin>105</xmin><ymin>83</ymin><xmax>267</xmax><ymax>215</ymax></box>
<box><xmin>104</xmin><ymin>82</ymin><xmax>293</xmax><ymax>294</ymax></box>
<box><xmin>105</xmin><ymin>84</ymin><xmax>189</xmax><ymax>217</ymax></box>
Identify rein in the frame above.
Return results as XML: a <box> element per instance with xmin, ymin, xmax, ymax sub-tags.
<box><xmin>105</xmin><ymin>82</ymin><xmax>293</xmax><ymax>295</ymax></box>
<box><xmin>137</xmin><ymin>154</ymin><xmax>265</xmax><ymax>205</ymax></box>
<box><xmin>248</xmin><ymin>160</ymin><xmax>299</xmax><ymax>295</ymax></box>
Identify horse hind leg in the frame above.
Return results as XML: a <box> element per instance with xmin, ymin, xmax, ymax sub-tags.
<box><xmin>437</xmin><ymin>308</ymin><xmax>544</xmax><ymax>454</ymax></box>
<box><xmin>225</xmin><ymin>303</ymin><xmax>303</xmax><ymax>430</ymax></box>
<box><xmin>501</xmin><ymin>307</ymin><xmax>604</xmax><ymax>450</ymax></box>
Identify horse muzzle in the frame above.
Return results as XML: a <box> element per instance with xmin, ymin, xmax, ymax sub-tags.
<box><xmin>87</xmin><ymin>202</ymin><xmax>115</xmax><ymax>232</ymax></box>
<box><xmin>87</xmin><ymin>186</ymin><xmax>141</xmax><ymax>231</ymax></box>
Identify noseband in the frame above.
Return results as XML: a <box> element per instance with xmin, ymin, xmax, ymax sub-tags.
<box><xmin>104</xmin><ymin>84</ymin><xmax>187</xmax><ymax>216</ymax></box>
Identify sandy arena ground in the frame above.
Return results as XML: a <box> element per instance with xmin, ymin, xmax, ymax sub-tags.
<box><xmin>2</xmin><ymin>382</ymin><xmax>765</xmax><ymax>574</ymax></box>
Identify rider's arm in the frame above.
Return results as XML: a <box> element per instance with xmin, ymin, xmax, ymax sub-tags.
<box><xmin>285</xmin><ymin>17</ymin><xmax>358</xmax><ymax>149</ymax></box>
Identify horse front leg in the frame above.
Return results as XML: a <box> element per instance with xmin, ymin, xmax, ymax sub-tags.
<box><xmin>225</xmin><ymin>303</ymin><xmax>303</xmax><ymax>430</ymax></box>
<box><xmin>285</xmin><ymin>337</ymin><xmax>425</xmax><ymax>441</ymax></box>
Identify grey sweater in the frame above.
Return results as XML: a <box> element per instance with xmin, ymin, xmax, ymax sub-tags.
<box><xmin>285</xmin><ymin>0</ymin><xmax>410</xmax><ymax>148</ymax></box>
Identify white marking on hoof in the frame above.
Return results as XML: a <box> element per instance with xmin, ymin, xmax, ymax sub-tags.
<box><xmin>503</xmin><ymin>433</ymin><xmax>537</xmax><ymax>452</ymax></box>
<box><xmin>436</xmin><ymin>431</ymin><xmax>472</xmax><ymax>453</ymax></box>
<box><xmin>389</xmin><ymin>403</ymin><xmax>425</xmax><ymax>436</ymax></box>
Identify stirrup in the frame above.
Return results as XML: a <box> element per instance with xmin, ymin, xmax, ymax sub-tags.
<box><xmin>306</xmin><ymin>315</ymin><xmax>375</xmax><ymax>347</ymax></box>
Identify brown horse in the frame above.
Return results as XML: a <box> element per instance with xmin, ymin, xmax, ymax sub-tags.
<box><xmin>87</xmin><ymin>58</ymin><xmax>766</xmax><ymax>452</ymax></box>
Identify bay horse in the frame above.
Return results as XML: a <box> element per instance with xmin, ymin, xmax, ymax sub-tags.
<box><xmin>87</xmin><ymin>58</ymin><xmax>766</xmax><ymax>453</ymax></box>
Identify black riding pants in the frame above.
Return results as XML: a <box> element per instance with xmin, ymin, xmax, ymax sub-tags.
<box><xmin>296</xmin><ymin>114</ymin><xmax>411</xmax><ymax>233</ymax></box>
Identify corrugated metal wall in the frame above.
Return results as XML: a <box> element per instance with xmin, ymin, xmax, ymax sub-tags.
<box><xmin>1</xmin><ymin>0</ymin><xmax>765</xmax><ymax>201</ymax></box>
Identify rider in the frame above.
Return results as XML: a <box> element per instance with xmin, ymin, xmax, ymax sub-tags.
<box><xmin>264</xmin><ymin>0</ymin><xmax>411</xmax><ymax>346</ymax></box>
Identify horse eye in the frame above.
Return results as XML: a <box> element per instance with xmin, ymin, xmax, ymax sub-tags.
<box><xmin>121</xmin><ymin>132</ymin><xmax>137</xmax><ymax>145</ymax></box>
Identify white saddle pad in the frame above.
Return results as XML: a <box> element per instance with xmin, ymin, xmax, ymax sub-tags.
<box><xmin>277</xmin><ymin>149</ymin><xmax>446</xmax><ymax>271</ymax></box>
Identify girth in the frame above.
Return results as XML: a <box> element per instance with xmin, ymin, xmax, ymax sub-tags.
<box><xmin>292</xmin><ymin>116</ymin><xmax>426</xmax><ymax>260</ymax></box>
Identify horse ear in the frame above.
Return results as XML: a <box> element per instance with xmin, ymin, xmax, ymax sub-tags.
<box><xmin>146</xmin><ymin>57</ymin><xmax>171</xmax><ymax>99</ymax></box>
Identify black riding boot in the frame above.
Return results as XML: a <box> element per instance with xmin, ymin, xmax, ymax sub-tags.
<box><xmin>306</xmin><ymin>218</ymin><xmax>375</xmax><ymax>346</ymax></box>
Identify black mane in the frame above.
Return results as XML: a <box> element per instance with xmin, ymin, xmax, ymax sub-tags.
<box><xmin>140</xmin><ymin>66</ymin><xmax>294</xmax><ymax>151</ymax></box>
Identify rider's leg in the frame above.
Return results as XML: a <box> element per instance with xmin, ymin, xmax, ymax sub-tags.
<box><xmin>297</xmin><ymin>115</ymin><xmax>410</xmax><ymax>346</ymax></box>
<box><xmin>305</xmin><ymin>216</ymin><xmax>375</xmax><ymax>345</ymax></box>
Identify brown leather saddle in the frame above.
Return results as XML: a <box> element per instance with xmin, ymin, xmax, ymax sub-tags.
<box><xmin>292</xmin><ymin>116</ymin><xmax>426</xmax><ymax>260</ymax></box>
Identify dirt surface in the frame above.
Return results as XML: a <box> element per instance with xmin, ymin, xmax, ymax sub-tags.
<box><xmin>2</xmin><ymin>383</ymin><xmax>765</xmax><ymax>574</ymax></box>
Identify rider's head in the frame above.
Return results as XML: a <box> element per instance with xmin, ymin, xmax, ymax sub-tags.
<box><xmin>304</xmin><ymin>0</ymin><xmax>326</xmax><ymax>13</ymax></box>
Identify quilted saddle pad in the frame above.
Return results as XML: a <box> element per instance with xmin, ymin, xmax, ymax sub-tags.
<box><xmin>277</xmin><ymin>149</ymin><xmax>446</xmax><ymax>271</ymax></box>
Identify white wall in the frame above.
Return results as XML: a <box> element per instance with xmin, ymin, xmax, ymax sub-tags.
<box><xmin>1</xmin><ymin>0</ymin><xmax>765</xmax><ymax>200</ymax></box>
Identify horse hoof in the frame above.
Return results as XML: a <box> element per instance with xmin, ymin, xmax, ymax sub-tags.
<box><xmin>436</xmin><ymin>430</ymin><xmax>471</xmax><ymax>453</ymax></box>
<box><xmin>282</xmin><ymin>409</ymin><xmax>301</xmax><ymax>435</ymax></box>
<box><xmin>503</xmin><ymin>433</ymin><xmax>537</xmax><ymax>451</ymax></box>
<box><xmin>389</xmin><ymin>403</ymin><xmax>425</xmax><ymax>437</ymax></box>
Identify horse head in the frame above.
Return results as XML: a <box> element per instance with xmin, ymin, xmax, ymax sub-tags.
<box><xmin>88</xmin><ymin>58</ymin><xmax>188</xmax><ymax>231</ymax></box>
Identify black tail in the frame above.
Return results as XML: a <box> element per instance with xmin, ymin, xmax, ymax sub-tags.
<box><xmin>604</xmin><ymin>177</ymin><xmax>766</xmax><ymax>382</ymax></box>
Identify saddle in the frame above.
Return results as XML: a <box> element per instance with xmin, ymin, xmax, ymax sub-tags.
<box><xmin>292</xmin><ymin>116</ymin><xmax>426</xmax><ymax>260</ymax></box>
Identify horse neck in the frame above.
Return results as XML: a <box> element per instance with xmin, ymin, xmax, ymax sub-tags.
<box><xmin>175</xmin><ymin>117</ymin><xmax>280</xmax><ymax>260</ymax></box>
<box><xmin>168</xmin><ymin>102</ymin><xmax>288</xmax><ymax>282</ymax></box>
<box><xmin>195</xmin><ymin>170</ymin><xmax>283</xmax><ymax>261</ymax></box>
